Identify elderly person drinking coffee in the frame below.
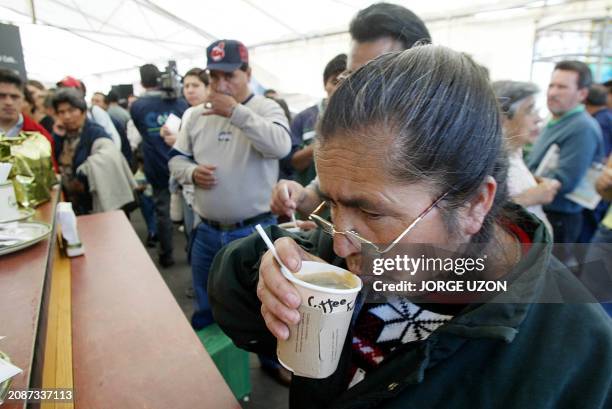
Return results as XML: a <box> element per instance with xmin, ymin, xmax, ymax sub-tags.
<box><xmin>208</xmin><ymin>45</ymin><xmax>612</xmax><ymax>409</ymax></box>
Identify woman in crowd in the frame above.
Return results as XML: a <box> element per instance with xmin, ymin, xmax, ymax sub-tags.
<box><xmin>492</xmin><ymin>80</ymin><xmax>560</xmax><ymax>236</ymax></box>
<box><xmin>160</xmin><ymin>68</ymin><xmax>209</xmax><ymax>146</ymax></box>
<box><xmin>26</xmin><ymin>79</ymin><xmax>48</xmax><ymax>125</ymax></box>
<box><xmin>161</xmin><ymin>68</ymin><xmax>209</xmax><ymax>242</ymax></box>
<box><xmin>208</xmin><ymin>45</ymin><xmax>611</xmax><ymax>408</ymax></box>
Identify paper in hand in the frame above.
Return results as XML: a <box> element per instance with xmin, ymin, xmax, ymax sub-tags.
<box><xmin>164</xmin><ymin>113</ymin><xmax>182</xmax><ymax>135</ymax></box>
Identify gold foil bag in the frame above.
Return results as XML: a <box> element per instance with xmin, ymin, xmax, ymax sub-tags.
<box><xmin>0</xmin><ymin>131</ymin><xmax>56</xmax><ymax>208</ymax></box>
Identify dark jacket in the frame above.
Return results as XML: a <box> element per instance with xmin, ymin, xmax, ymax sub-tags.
<box><xmin>209</xmin><ymin>206</ymin><xmax>612</xmax><ymax>409</ymax></box>
<box><xmin>593</xmin><ymin>108</ymin><xmax>612</xmax><ymax>158</ymax></box>
<box><xmin>109</xmin><ymin>114</ymin><xmax>133</xmax><ymax>168</ymax></box>
<box><xmin>129</xmin><ymin>92</ymin><xmax>188</xmax><ymax>189</ymax></box>
<box><xmin>53</xmin><ymin>118</ymin><xmax>110</xmax><ymax>214</ymax></box>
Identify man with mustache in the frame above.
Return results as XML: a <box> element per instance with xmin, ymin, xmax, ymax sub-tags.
<box><xmin>528</xmin><ymin>61</ymin><xmax>604</xmax><ymax>256</ymax></box>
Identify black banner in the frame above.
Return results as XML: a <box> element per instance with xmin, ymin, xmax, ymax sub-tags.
<box><xmin>0</xmin><ymin>23</ymin><xmax>27</xmax><ymax>80</ymax></box>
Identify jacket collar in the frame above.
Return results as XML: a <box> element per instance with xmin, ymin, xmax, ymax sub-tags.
<box><xmin>435</xmin><ymin>205</ymin><xmax>550</xmax><ymax>343</ymax></box>
<box><xmin>328</xmin><ymin>206</ymin><xmax>553</xmax><ymax>409</ymax></box>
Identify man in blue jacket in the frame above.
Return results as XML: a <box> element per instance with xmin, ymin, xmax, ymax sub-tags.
<box><xmin>528</xmin><ymin>61</ymin><xmax>604</xmax><ymax>255</ymax></box>
<box><xmin>130</xmin><ymin>64</ymin><xmax>189</xmax><ymax>267</ymax></box>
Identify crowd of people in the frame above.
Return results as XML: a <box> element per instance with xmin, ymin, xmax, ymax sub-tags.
<box><xmin>1</xmin><ymin>2</ymin><xmax>611</xmax><ymax>407</ymax></box>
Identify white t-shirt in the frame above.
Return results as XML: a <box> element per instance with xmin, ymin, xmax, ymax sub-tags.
<box><xmin>507</xmin><ymin>148</ymin><xmax>553</xmax><ymax>236</ymax></box>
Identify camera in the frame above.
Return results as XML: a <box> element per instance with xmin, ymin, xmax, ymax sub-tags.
<box><xmin>159</xmin><ymin>60</ymin><xmax>181</xmax><ymax>100</ymax></box>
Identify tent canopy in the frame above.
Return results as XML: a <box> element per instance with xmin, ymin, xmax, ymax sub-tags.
<box><xmin>1</xmin><ymin>0</ymin><xmax>609</xmax><ymax>106</ymax></box>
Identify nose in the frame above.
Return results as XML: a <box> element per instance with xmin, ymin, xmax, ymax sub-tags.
<box><xmin>330</xmin><ymin>210</ymin><xmax>361</xmax><ymax>258</ymax></box>
<box><xmin>333</xmin><ymin>233</ymin><xmax>360</xmax><ymax>258</ymax></box>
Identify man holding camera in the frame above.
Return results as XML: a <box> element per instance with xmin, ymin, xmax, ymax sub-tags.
<box><xmin>131</xmin><ymin>64</ymin><xmax>189</xmax><ymax>267</ymax></box>
<box><xmin>169</xmin><ymin>39</ymin><xmax>291</xmax><ymax>330</ymax></box>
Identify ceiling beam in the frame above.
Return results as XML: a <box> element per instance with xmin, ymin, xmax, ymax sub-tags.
<box><xmin>46</xmin><ymin>0</ymin><xmax>177</xmax><ymax>53</ymax></box>
<box><xmin>239</xmin><ymin>0</ymin><xmax>304</xmax><ymax>38</ymax></box>
<box><xmin>132</xmin><ymin>0</ymin><xmax>217</xmax><ymax>41</ymax></box>
<box><xmin>28</xmin><ymin>0</ymin><xmax>36</xmax><ymax>23</ymax></box>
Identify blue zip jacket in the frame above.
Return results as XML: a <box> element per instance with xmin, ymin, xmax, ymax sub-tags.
<box><xmin>130</xmin><ymin>92</ymin><xmax>188</xmax><ymax>189</ymax></box>
<box><xmin>527</xmin><ymin>108</ymin><xmax>604</xmax><ymax>214</ymax></box>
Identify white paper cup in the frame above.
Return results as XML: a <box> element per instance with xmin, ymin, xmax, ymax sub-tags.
<box><xmin>278</xmin><ymin>222</ymin><xmax>301</xmax><ymax>234</ymax></box>
<box><xmin>277</xmin><ymin>261</ymin><xmax>362</xmax><ymax>378</ymax></box>
<box><xmin>0</xmin><ymin>182</ymin><xmax>20</xmax><ymax>222</ymax></box>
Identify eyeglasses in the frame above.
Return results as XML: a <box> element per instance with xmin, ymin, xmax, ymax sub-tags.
<box><xmin>308</xmin><ymin>192</ymin><xmax>449</xmax><ymax>254</ymax></box>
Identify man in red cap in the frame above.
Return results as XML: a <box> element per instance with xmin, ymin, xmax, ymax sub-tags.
<box><xmin>169</xmin><ymin>39</ymin><xmax>291</xmax><ymax>332</ymax></box>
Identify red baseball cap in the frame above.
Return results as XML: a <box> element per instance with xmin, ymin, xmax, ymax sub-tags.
<box><xmin>56</xmin><ymin>76</ymin><xmax>84</xmax><ymax>90</ymax></box>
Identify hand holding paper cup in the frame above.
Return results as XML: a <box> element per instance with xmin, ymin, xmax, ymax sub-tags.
<box><xmin>255</xmin><ymin>225</ymin><xmax>362</xmax><ymax>378</ymax></box>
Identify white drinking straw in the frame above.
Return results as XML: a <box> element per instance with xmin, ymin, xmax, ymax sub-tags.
<box><xmin>255</xmin><ymin>224</ymin><xmax>294</xmax><ymax>280</ymax></box>
<box><xmin>283</xmin><ymin>183</ymin><xmax>298</xmax><ymax>229</ymax></box>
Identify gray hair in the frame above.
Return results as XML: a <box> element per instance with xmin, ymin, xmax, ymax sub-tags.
<box><xmin>51</xmin><ymin>88</ymin><xmax>87</xmax><ymax>112</ymax></box>
<box><xmin>319</xmin><ymin>45</ymin><xmax>509</xmax><ymax>243</ymax></box>
<box><xmin>491</xmin><ymin>80</ymin><xmax>539</xmax><ymax>119</ymax></box>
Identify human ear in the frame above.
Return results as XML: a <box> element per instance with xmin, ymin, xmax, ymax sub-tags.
<box><xmin>460</xmin><ymin>176</ymin><xmax>497</xmax><ymax>236</ymax></box>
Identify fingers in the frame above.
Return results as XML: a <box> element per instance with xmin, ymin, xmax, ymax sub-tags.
<box><xmin>296</xmin><ymin>220</ymin><xmax>317</xmax><ymax>231</ymax></box>
<box><xmin>260</xmin><ymin>304</ymin><xmax>290</xmax><ymax>340</ymax></box>
<box><xmin>193</xmin><ymin>166</ymin><xmax>217</xmax><ymax>188</ymax></box>
<box><xmin>274</xmin><ymin>237</ymin><xmax>309</xmax><ymax>272</ymax></box>
<box><xmin>194</xmin><ymin>176</ymin><xmax>217</xmax><ymax>188</ymax></box>
<box><xmin>270</xmin><ymin>181</ymin><xmax>299</xmax><ymax>217</ymax></box>
<box><xmin>549</xmin><ymin>180</ymin><xmax>561</xmax><ymax>191</ymax></box>
<box><xmin>258</xmin><ymin>243</ymin><xmax>304</xmax><ymax>340</ymax></box>
<box><xmin>196</xmin><ymin>164</ymin><xmax>216</xmax><ymax>176</ymax></box>
<box><xmin>258</xmin><ymin>282</ymin><xmax>300</xmax><ymax>340</ymax></box>
<box><xmin>260</xmin><ymin>245</ymin><xmax>302</xmax><ymax>307</ymax></box>
<box><xmin>257</xmin><ymin>237</ymin><xmax>327</xmax><ymax>339</ymax></box>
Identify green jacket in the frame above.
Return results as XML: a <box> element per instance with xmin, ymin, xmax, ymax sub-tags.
<box><xmin>209</xmin><ymin>207</ymin><xmax>612</xmax><ymax>408</ymax></box>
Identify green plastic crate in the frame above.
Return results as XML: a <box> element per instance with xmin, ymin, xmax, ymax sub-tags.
<box><xmin>197</xmin><ymin>324</ymin><xmax>251</xmax><ymax>400</ymax></box>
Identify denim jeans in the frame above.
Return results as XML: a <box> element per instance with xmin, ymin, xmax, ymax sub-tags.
<box><xmin>152</xmin><ymin>186</ymin><xmax>173</xmax><ymax>260</ymax></box>
<box><xmin>182</xmin><ymin>198</ymin><xmax>195</xmax><ymax>244</ymax></box>
<box><xmin>138</xmin><ymin>192</ymin><xmax>157</xmax><ymax>236</ymax></box>
<box><xmin>190</xmin><ymin>215</ymin><xmax>276</xmax><ymax>330</ymax></box>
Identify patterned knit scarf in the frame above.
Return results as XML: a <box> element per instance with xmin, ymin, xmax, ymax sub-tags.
<box><xmin>349</xmin><ymin>297</ymin><xmax>453</xmax><ymax>388</ymax></box>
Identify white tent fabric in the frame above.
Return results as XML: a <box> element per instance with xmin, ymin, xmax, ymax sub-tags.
<box><xmin>0</xmin><ymin>0</ymin><xmax>609</xmax><ymax>109</ymax></box>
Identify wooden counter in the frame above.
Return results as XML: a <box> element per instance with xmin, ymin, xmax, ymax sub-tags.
<box><xmin>70</xmin><ymin>211</ymin><xmax>239</xmax><ymax>409</ymax></box>
<box><xmin>0</xmin><ymin>187</ymin><xmax>60</xmax><ymax>409</ymax></box>
<box><xmin>1</xmin><ymin>195</ymin><xmax>239</xmax><ymax>409</ymax></box>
